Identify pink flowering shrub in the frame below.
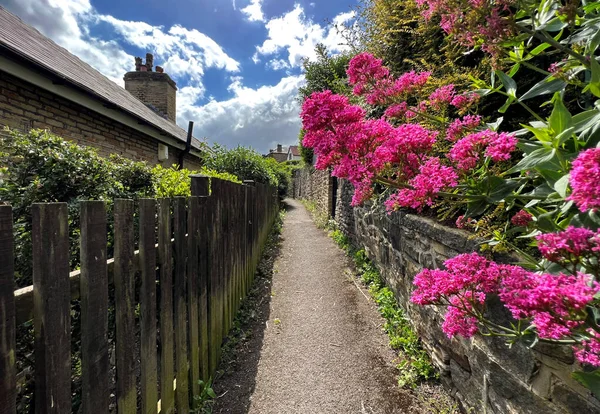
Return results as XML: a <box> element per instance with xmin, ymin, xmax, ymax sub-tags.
<box><xmin>411</xmin><ymin>251</ymin><xmax>600</xmax><ymax>365</ymax></box>
<box><xmin>300</xmin><ymin>1</ymin><xmax>600</xmax><ymax>384</ymax></box>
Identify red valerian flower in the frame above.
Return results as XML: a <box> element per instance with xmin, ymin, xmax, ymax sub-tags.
<box><xmin>568</xmin><ymin>148</ymin><xmax>600</xmax><ymax>212</ymax></box>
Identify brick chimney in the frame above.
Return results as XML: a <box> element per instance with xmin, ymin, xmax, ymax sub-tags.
<box><xmin>124</xmin><ymin>53</ymin><xmax>177</xmax><ymax>123</ymax></box>
<box><xmin>277</xmin><ymin>144</ymin><xmax>282</xmax><ymax>153</ymax></box>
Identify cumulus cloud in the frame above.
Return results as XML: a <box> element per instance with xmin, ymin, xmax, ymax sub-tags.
<box><xmin>241</xmin><ymin>0</ymin><xmax>265</xmax><ymax>22</ymax></box>
<box><xmin>179</xmin><ymin>75</ymin><xmax>305</xmax><ymax>153</ymax></box>
<box><xmin>98</xmin><ymin>16</ymin><xmax>240</xmax><ymax>86</ymax></box>
<box><xmin>2</xmin><ymin>0</ymin><xmax>132</xmax><ymax>85</ymax></box>
<box><xmin>254</xmin><ymin>5</ymin><xmax>355</xmax><ymax>68</ymax></box>
<box><xmin>1</xmin><ymin>0</ymin><xmax>319</xmax><ymax>152</ymax></box>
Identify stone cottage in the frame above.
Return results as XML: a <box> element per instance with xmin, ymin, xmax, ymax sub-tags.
<box><xmin>0</xmin><ymin>6</ymin><xmax>203</xmax><ymax>168</ymax></box>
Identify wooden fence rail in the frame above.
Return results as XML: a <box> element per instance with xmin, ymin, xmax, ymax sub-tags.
<box><xmin>0</xmin><ymin>176</ymin><xmax>279</xmax><ymax>413</ymax></box>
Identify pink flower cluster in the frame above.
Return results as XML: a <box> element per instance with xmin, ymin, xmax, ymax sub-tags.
<box><xmin>499</xmin><ymin>270</ymin><xmax>597</xmax><ymax>339</ymax></box>
<box><xmin>385</xmin><ymin>158</ymin><xmax>458</xmax><ymax>212</ymax></box>
<box><xmin>448</xmin><ymin>130</ymin><xmax>517</xmax><ymax>171</ymax></box>
<box><xmin>510</xmin><ymin>210</ymin><xmax>533</xmax><ymax>227</ymax></box>
<box><xmin>536</xmin><ymin>226</ymin><xmax>600</xmax><ymax>264</ymax></box>
<box><xmin>347</xmin><ymin>52</ymin><xmax>431</xmax><ymax>106</ymax></box>
<box><xmin>428</xmin><ymin>85</ymin><xmax>456</xmax><ymax>109</ymax></box>
<box><xmin>411</xmin><ymin>252</ymin><xmax>600</xmax><ymax>366</ymax></box>
<box><xmin>568</xmin><ymin>148</ymin><xmax>600</xmax><ymax>212</ymax></box>
<box><xmin>415</xmin><ymin>0</ymin><xmax>516</xmax><ymax>60</ymax></box>
<box><xmin>575</xmin><ymin>330</ymin><xmax>600</xmax><ymax>367</ymax></box>
<box><xmin>446</xmin><ymin>115</ymin><xmax>482</xmax><ymax>142</ymax></box>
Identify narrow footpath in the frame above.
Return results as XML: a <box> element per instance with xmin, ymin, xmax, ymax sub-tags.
<box><xmin>213</xmin><ymin>199</ymin><xmax>444</xmax><ymax>413</ymax></box>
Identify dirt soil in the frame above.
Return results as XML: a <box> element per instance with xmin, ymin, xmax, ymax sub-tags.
<box><xmin>212</xmin><ymin>199</ymin><xmax>454</xmax><ymax>414</ymax></box>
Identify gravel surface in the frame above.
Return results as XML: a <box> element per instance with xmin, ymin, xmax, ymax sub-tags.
<box><xmin>213</xmin><ymin>199</ymin><xmax>452</xmax><ymax>414</ymax></box>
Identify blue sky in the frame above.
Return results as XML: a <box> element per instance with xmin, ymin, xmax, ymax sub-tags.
<box><xmin>1</xmin><ymin>0</ymin><xmax>358</xmax><ymax>153</ymax></box>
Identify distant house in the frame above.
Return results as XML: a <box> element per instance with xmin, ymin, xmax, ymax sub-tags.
<box><xmin>264</xmin><ymin>144</ymin><xmax>288</xmax><ymax>163</ymax></box>
<box><xmin>0</xmin><ymin>7</ymin><xmax>203</xmax><ymax>168</ymax></box>
<box><xmin>287</xmin><ymin>145</ymin><xmax>301</xmax><ymax>161</ymax></box>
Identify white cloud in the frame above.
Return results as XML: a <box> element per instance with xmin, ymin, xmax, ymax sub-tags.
<box><xmin>3</xmin><ymin>0</ymin><xmax>132</xmax><ymax>85</ymax></box>
<box><xmin>267</xmin><ymin>59</ymin><xmax>290</xmax><ymax>71</ymax></box>
<box><xmin>2</xmin><ymin>0</ymin><xmax>310</xmax><ymax>153</ymax></box>
<box><xmin>254</xmin><ymin>5</ymin><xmax>355</xmax><ymax>68</ymax></box>
<box><xmin>96</xmin><ymin>16</ymin><xmax>240</xmax><ymax>85</ymax></box>
<box><xmin>241</xmin><ymin>0</ymin><xmax>265</xmax><ymax>22</ymax></box>
<box><xmin>179</xmin><ymin>75</ymin><xmax>305</xmax><ymax>153</ymax></box>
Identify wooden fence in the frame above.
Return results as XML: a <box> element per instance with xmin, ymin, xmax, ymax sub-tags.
<box><xmin>0</xmin><ymin>175</ymin><xmax>279</xmax><ymax>413</ymax></box>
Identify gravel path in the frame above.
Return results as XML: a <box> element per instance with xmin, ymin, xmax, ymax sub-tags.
<box><xmin>213</xmin><ymin>199</ymin><xmax>429</xmax><ymax>413</ymax></box>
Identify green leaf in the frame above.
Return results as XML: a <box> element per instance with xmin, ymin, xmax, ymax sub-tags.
<box><xmin>553</xmin><ymin>174</ymin><xmax>570</xmax><ymax>198</ymax></box>
<box><xmin>588</xmin><ymin>28</ymin><xmax>600</xmax><ymax>55</ymax></box>
<box><xmin>548</xmin><ymin>93</ymin><xmax>572</xmax><ymax>136</ymax></box>
<box><xmin>520</xmin><ymin>77</ymin><xmax>567</xmax><ymax>101</ymax></box>
<box><xmin>496</xmin><ymin>70</ymin><xmax>517</xmax><ymax>97</ymax></box>
<box><xmin>573</xmin><ymin>370</ymin><xmax>600</xmax><ymax>400</ymax></box>
<box><xmin>555</xmin><ymin>127</ymin><xmax>575</xmax><ymax>146</ymax></box>
<box><xmin>485</xmin><ymin>177</ymin><xmax>519</xmax><ymax>202</ymax></box>
<box><xmin>525</xmin><ymin>42</ymin><xmax>551</xmax><ymax>60</ymax></box>
<box><xmin>506</xmin><ymin>147</ymin><xmax>559</xmax><ymax>174</ymax></box>
<box><xmin>587</xmin><ymin>58</ymin><xmax>600</xmax><ymax>98</ymax></box>
<box><xmin>206</xmin><ymin>388</ymin><xmax>217</xmax><ymax>399</ymax></box>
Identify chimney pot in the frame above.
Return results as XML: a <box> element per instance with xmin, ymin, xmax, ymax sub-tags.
<box><xmin>146</xmin><ymin>53</ymin><xmax>154</xmax><ymax>72</ymax></box>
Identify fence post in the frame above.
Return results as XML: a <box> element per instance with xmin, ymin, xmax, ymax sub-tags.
<box><xmin>80</xmin><ymin>201</ymin><xmax>109</xmax><ymax>414</ymax></box>
<box><xmin>158</xmin><ymin>199</ymin><xmax>175</xmax><ymax>414</ymax></box>
<box><xmin>190</xmin><ymin>175</ymin><xmax>210</xmax><ymax>382</ymax></box>
<box><xmin>32</xmin><ymin>203</ymin><xmax>71</xmax><ymax>414</ymax></box>
<box><xmin>187</xmin><ymin>196</ymin><xmax>201</xmax><ymax>400</ymax></box>
<box><xmin>207</xmin><ymin>178</ymin><xmax>223</xmax><ymax>375</ymax></box>
<box><xmin>0</xmin><ymin>206</ymin><xmax>15</xmax><ymax>414</ymax></box>
<box><xmin>113</xmin><ymin>200</ymin><xmax>136</xmax><ymax>413</ymax></box>
<box><xmin>139</xmin><ymin>199</ymin><xmax>158</xmax><ymax>414</ymax></box>
<box><xmin>173</xmin><ymin>198</ymin><xmax>189</xmax><ymax>413</ymax></box>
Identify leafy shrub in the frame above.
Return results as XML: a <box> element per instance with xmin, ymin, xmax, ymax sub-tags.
<box><xmin>204</xmin><ymin>144</ymin><xmax>278</xmax><ymax>186</ymax></box>
<box><xmin>0</xmin><ymin>129</ymin><xmax>154</xmax><ymax>286</ymax></box>
<box><xmin>151</xmin><ymin>165</ymin><xmax>241</xmax><ymax>198</ymax></box>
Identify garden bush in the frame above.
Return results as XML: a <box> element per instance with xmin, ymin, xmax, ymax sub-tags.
<box><xmin>0</xmin><ymin>129</ymin><xmax>243</xmax><ymax>287</ymax></box>
<box><xmin>0</xmin><ymin>129</ymin><xmax>154</xmax><ymax>287</ymax></box>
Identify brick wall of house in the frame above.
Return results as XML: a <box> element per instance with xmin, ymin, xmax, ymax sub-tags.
<box><xmin>0</xmin><ymin>71</ymin><xmax>201</xmax><ymax>170</ymax></box>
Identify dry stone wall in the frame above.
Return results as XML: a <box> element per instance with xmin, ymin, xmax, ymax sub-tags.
<box><xmin>294</xmin><ymin>167</ymin><xmax>600</xmax><ymax>414</ymax></box>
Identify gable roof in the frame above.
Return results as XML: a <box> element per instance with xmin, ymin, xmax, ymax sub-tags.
<box><xmin>288</xmin><ymin>145</ymin><xmax>300</xmax><ymax>156</ymax></box>
<box><xmin>0</xmin><ymin>7</ymin><xmax>201</xmax><ymax>149</ymax></box>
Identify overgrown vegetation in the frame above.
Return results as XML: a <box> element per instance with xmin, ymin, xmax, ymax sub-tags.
<box><xmin>327</xmin><ymin>223</ymin><xmax>436</xmax><ymax>388</ymax></box>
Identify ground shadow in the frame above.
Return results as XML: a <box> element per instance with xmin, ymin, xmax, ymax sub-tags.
<box><xmin>210</xmin><ymin>215</ymin><xmax>283</xmax><ymax>413</ymax></box>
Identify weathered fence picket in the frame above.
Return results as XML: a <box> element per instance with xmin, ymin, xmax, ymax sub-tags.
<box><xmin>113</xmin><ymin>199</ymin><xmax>137</xmax><ymax>414</ymax></box>
<box><xmin>173</xmin><ymin>197</ymin><xmax>190</xmax><ymax>413</ymax></box>
<box><xmin>0</xmin><ymin>206</ymin><xmax>16</xmax><ymax>414</ymax></box>
<box><xmin>3</xmin><ymin>177</ymin><xmax>278</xmax><ymax>414</ymax></box>
<box><xmin>32</xmin><ymin>203</ymin><xmax>71</xmax><ymax>414</ymax></box>
<box><xmin>140</xmin><ymin>198</ymin><xmax>158</xmax><ymax>414</ymax></box>
<box><xmin>80</xmin><ymin>201</ymin><xmax>109</xmax><ymax>414</ymax></box>
<box><xmin>187</xmin><ymin>196</ymin><xmax>201</xmax><ymax>400</ymax></box>
<box><xmin>158</xmin><ymin>199</ymin><xmax>175</xmax><ymax>414</ymax></box>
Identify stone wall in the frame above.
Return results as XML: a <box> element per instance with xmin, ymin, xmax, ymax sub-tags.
<box><xmin>292</xmin><ymin>167</ymin><xmax>333</xmax><ymax>220</ymax></box>
<box><xmin>294</xmin><ymin>168</ymin><xmax>600</xmax><ymax>414</ymax></box>
<box><xmin>0</xmin><ymin>72</ymin><xmax>201</xmax><ymax>169</ymax></box>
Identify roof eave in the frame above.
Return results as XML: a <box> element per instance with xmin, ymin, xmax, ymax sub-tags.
<box><xmin>0</xmin><ymin>45</ymin><xmax>200</xmax><ymax>151</ymax></box>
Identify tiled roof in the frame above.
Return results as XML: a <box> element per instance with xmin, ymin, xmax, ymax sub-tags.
<box><xmin>288</xmin><ymin>145</ymin><xmax>300</xmax><ymax>156</ymax></box>
<box><xmin>0</xmin><ymin>7</ymin><xmax>200</xmax><ymax>149</ymax></box>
